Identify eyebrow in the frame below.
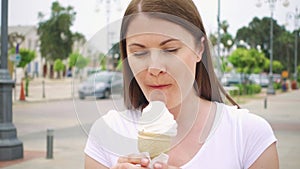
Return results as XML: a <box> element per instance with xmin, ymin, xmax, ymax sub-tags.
<box><xmin>159</xmin><ymin>38</ymin><xmax>179</xmax><ymax>46</ymax></box>
<box><xmin>128</xmin><ymin>38</ymin><xmax>180</xmax><ymax>48</ymax></box>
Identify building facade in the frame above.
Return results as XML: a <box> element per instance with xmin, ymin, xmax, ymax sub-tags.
<box><xmin>8</xmin><ymin>25</ymin><xmax>43</xmax><ymax>82</ymax></box>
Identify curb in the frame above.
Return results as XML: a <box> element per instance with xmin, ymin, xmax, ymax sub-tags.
<box><xmin>13</xmin><ymin>97</ymin><xmax>75</xmax><ymax>105</ymax></box>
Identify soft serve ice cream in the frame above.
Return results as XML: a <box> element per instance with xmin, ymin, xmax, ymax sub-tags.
<box><xmin>137</xmin><ymin>101</ymin><xmax>178</xmax><ymax>159</ymax></box>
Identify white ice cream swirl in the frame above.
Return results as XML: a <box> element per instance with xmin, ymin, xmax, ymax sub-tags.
<box><xmin>138</xmin><ymin>101</ymin><xmax>177</xmax><ymax>137</ymax></box>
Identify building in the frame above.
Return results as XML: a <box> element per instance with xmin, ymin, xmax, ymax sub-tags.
<box><xmin>8</xmin><ymin>25</ymin><xmax>42</xmax><ymax>82</ymax></box>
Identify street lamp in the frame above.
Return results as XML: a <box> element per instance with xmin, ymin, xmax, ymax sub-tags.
<box><xmin>95</xmin><ymin>0</ymin><xmax>121</xmax><ymax>52</ymax></box>
<box><xmin>9</xmin><ymin>32</ymin><xmax>24</xmax><ymax>101</ymax></box>
<box><xmin>95</xmin><ymin>0</ymin><xmax>121</xmax><ymax>70</ymax></box>
<box><xmin>0</xmin><ymin>0</ymin><xmax>23</xmax><ymax>160</ymax></box>
<box><xmin>217</xmin><ymin>0</ymin><xmax>221</xmax><ymax>61</ymax></box>
<box><xmin>286</xmin><ymin>7</ymin><xmax>300</xmax><ymax>82</ymax></box>
<box><xmin>256</xmin><ymin>0</ymin><xmax>289</xmax><ymax>95</ymax></box>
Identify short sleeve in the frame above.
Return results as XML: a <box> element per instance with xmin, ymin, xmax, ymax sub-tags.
<box><xmin>84</xmin><ymin>118</ymin><xmax>112</xmax><ymax>167</ymax></box>
<box><xmin>84</xmin><ymin>110</ymin><xmax>140</xmax><ymax>168</ymax></box>
<box><xmin>241</xmin><ymin>112</ymin><xmax>277</xmax><ymax>169</ymax></box>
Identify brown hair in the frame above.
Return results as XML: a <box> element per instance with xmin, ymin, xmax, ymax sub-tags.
<box><xmin>120</xmin><ymin>0</ymin><xmax>239</xmax><ymax>109</ymax></box>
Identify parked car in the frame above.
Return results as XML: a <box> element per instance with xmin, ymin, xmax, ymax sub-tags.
<box><xmin>221</xmin><ymin>73</ymin><xmax>242</xmax><ymax>86</ymax></box>
<box><xmin>249</xmin><ymin>74</ymin><xmax>269</xmax><ymax>87</ymax></box>
<box><xmin>272</xmin><ymin>74</ymin><xmax>282</xmax><ymax>84</ymax></box>
<box><xmin>78</xmin><ymin>71</ymin><xmax>123</xmax><ymax>99</ymax></box>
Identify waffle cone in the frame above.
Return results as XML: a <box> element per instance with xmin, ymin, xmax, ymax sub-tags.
<box><xmin>138</xmin><ymin>131</ymin><xmax>172</xmax><ymax>159</ymax></box>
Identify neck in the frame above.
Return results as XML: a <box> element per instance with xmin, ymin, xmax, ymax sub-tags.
<box><xmin>169</xmin><ymin>90</ymin><xmax>214</xmax><ymax>141</ymax></box>
<box><xmin>169</xmin><ymin>90</ymin><xmax>204</xmax><ymax>129</ymax></box>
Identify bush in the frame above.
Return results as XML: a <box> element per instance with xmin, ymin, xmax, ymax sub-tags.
<box><xmin>250</xmin><ymin>84</ymin><xmax>261</xmax><ymax>94</ymax></box>
<box><xmin>233</xmin><ymin>84</ymin><xmax>261</xmax><ymax>96</ymax></box>
<box><xmin>273</xmin><ymin>82</ymin><xmax>281</xmax><ymax>90</ymax></box>
<box><xmin>229</xmin><ymin>87</ymin><xmax>240</xmax><ymax>96</ymax></box>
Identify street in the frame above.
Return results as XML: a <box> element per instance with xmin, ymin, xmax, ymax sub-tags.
<box><xmin>2</xmin><ymin>98</ymin><xmax>125</xmax><ymax>169</ymax></box>
<box><xmin>242</xmin><ymin>92</ymin><xmax>300</xmax><ymax>169</ymax></box>
<box><xmin>0</xmin><ymin>90</ymin><xmax>300</xmax><ymax>169</ymax></box>
<box><xmin>13</xmin><ymin>98</ymin><xmax>125</xmax><ymax>137</ymax></box>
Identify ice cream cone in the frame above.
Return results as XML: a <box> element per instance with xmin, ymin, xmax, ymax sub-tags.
<box><xmin>138</xmin><ymin>131</ymin><xmax>172</xmax><ymax>159</ymax></box>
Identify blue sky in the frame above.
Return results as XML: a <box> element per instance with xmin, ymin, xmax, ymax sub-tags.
<box><xmin>7</xmin><ymin>0</ymin><xmax>300</xmax><ymax>40</ymax></box>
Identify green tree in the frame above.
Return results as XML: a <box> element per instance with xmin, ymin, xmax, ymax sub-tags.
<box><xmin>68</xmin><ymin>52</ymin><xmax>89</xmax><ymax>78</ymax></box>
<box><xmin>116</xmin><ymin>59</ymin><xmax>123</xmax><ymax>72</ymax></box>
<box><xmin>75</xmin><ymin>55</ymin><xmax>90</xmax><ymax>71</ymax></box>
<box><xmin>69</xmin><ymin>52</ymin><xmax>89</xmax><ymax>69</ymax></box>
<box><xmin>263</xmin><ymin>59</ymin><xmax>284</xmax><ymax>74</ymax></box>
<box><xmin>228</xmin><ymin>48</ymin><xmax>268</xmax><ymax>95</ymax></box>
<box><xmin>109</xmin><ymin>42</ymin><xmax>121</xmax><ymax>70</ymax></box>
<box><xmin>99</xmin><ymin>53</ymin><xmax>107</xmax><ymax>70</ymax></box>
<box><xmin>277</xmin><ymin>31</ymin><xmax>294</xmax><ymax>72</ymax></box>
<box><xmin>209</xmin><ymin>33</ymin><xmax>217</xmax><ymax>47</ymax></box>
<box><xmin>38</xmin><ymin>1</ymin><xmax>76</xmax><ymax>61</ymax></box>
<box><xmin>68</xmin><ymin>52</ymin><xmax>80</xmax><ymax>68</ymax></box>
<box><xmin>220</xmin><ymin>57</ymin><xmax>232</xmax><ymax>73</ymax></box>
<box><xmin>228</xmin><ymin>48</ymin><xmax>267</xmax><ymax>75</ymax></box>
<box><xmin>272</xmin><ymin>60</ymin><xmax>284</xmax><ymax>74</ymax></box>
<box><xmin>235</xmin><ymin>17</ymin><xmax>294</xmax><ymax>71</ymax></box>
<box><xmin>209</xmin><ymin>20</ymin><xmax>234</xmax><ymax>53</ymax></box>
<box><xmin>220</xmin><ymin>20</ymin><xmax>229</xmax><ymax>34</ymax></box>
<box><xmin>9</xmin><ymin>48</ymin><xmax>36</xmax><ymax>69</ymax></box>
<box><xmin>221</xmin><ymin>33</ymin><xmax>234</xmax><ymax>52</ymax></box>
<box><xmin>54</xmin><ymin>59</ymin><xmax>65</xmax><ymax>78</ymax></box>
<box><xmin>298</xmin><ymin>65</ymin><xmax>300</xmax><ymax>82</ymax></box>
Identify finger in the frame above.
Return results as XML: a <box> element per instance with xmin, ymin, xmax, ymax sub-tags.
<box><xmin>118</xmin><ymin>154</ymin><xmax>150</xmax><ymax>165</ymax></box>
<box><xmin>111</xmin><ymin>163</ymin><xmax>142</xmax><ymax>169</ymax></box>
<box><xmin>140</xmin><ymin>158</ymin><xmax>150</xmax><ymax>167</ymax></box>
<box><xmin>153</xmin><ymin>162</ymin><xmax>164</xmax><ymax>169</ymax></box>
<box><xmin>153</xmin><ymin>162</ymin><xmax>180</xmax><ymax>169</ymax></box>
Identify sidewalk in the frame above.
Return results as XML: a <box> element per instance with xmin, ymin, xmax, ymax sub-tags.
<box><xmin>242</xmin><ymin>90</ymin><xmax>300</xmax><ymax>169</ymax></box>
<box><xmin>12</xmin><ymin>77</ymin><xmax>80</xmax><ymax>103</ymax></box>
<box><xmin>2</xmin><ymin>83</ymin><xmax>300</xmax><ymax>168</ymax></box>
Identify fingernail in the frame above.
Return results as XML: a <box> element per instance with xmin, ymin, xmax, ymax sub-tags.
<box><xmin>154</xmin><ymin>163</ymin><xmax>162</xmax><ymax>169</ymax></box>
<box><xmin>141</xmin><ymin>158</ymin><xmax>149</xmax><ymax>163</ymax></box>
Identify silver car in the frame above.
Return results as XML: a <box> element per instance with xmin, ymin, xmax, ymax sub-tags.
<box><xmin>249</xmin><ymin>74</ymin><xmax>269</xmax><ymax>87</ymax></box>
<box><xmin>78</xmin><ymin>71</ymin><xmax>123</xmax><ymax>99</ymax></box>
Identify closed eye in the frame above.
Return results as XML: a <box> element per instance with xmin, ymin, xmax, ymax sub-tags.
<box><xmin>163</xmin><ymin>48</ymin><xmax>180</xmax><ymax>53</ymax></box>
<box><xmin>131</xmin><ymin>50</ymin><xmax>149</xmax><ymax>57</ymax></box>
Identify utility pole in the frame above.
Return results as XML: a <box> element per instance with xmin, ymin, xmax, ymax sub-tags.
<box><xmin>217</xmin><ymin>0</ymin><xmax>221</xmax><ymax>62</ymax></box>
<box><xmin>256</xmin><ymin>0</ymin><xmax>289</xmax><ymax>95</ymax></box>
<box><xmin>0</xmin><ymin>0</ymin><xmax>23</xmax><ymax>161</ymax></box>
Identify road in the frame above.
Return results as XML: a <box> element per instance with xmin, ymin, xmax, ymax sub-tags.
<box><xmin>7</xmin><ymin>98</ymin><xmax>125</xmax><ymax>169</ymax></box>
<box><xmin>3</xmin><ymin>90</ymin><xmax>300</xmax><ymax>169</ymax></box>
<box><xmin>13</xmin><ymin>98</ymin><xmax>124</xmax><ymax>137</ymax></box>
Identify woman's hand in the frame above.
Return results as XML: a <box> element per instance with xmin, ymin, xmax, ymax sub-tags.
<box><xmin>111</xmin><ymin>154</ymin><xmax>150</xmax><ymax>169</ymax></box>
<box><xmin>152</xmin><ymin>162</ymin><xmax>181</xmax><ymax>169</ymax></box>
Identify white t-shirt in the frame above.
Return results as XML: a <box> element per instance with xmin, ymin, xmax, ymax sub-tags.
<box><xmin>84</xmin><ymin>102</ymin><xmax>277</xmax><ymax>169</ymax></box>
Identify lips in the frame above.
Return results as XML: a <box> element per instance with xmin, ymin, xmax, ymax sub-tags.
<box><xmin>147</xmin><ymin>84</ymin><xmax>171</xmax><ymax>89</ymax></box>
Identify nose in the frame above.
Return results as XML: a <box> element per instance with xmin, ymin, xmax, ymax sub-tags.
<box><xmin>148</xmin><ymin>50</ymin><xmax>166</xmax><ymax>76</ymax></box>
<box><xmin>148</xmin><ymin>66</ymin><xmax>166</xmax><ymax>76</ymax></box>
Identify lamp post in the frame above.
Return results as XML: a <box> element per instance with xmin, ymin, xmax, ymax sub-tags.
<box><xmin>217</xmin><ymin>0</ymin><xmax>221</xmax><ymax>62</ymax></box>
<box><xmin>95</xmin><ymin>0</ymin><xmax>121</xmax><ymax>70</ymax></box>
<box><xmin>286</xmin><ymin>7</ymin><xmax>300</xmax><ymax>82</ymax></box>
<box><xmin>256</xmin><ymin>0</ymin><xmax>289</xmax><ymax>95</ymax></box>
<box><xmin>0</xmin><ymin>0</ymin><xmax>23</xmax><ymax>160</ymax></box>
<box><xmin>10</xmin><ymin>33</ymin><xmax>24</xmax><ymax>101</ymax></box>
<box><xmin>96</xmin><ymin>0</ymin><xmax>121</xmax><ymax>52</ymax></box>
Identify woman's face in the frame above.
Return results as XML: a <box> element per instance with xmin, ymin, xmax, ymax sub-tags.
<box><xmin>126</xmin><ymin>15</ymin><xmax>204</xmax><ymax>109</ymax></box>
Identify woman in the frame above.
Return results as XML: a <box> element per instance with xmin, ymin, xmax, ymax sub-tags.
<box><xmin>85</xmin><ymin>0</ymin><xmax>279</xmax><ymax>168</ymax></box>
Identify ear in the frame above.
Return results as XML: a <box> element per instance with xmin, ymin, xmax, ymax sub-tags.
<box><xmin>196</xmin><ymin>37</ymin><xmax>205</xmax><ymax>62</ymax></box>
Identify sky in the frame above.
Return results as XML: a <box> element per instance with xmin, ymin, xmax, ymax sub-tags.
<box><xmin>7</xmin><ymin>0</ymin><xmax>300</xmax><ymax>41</ymax></box>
